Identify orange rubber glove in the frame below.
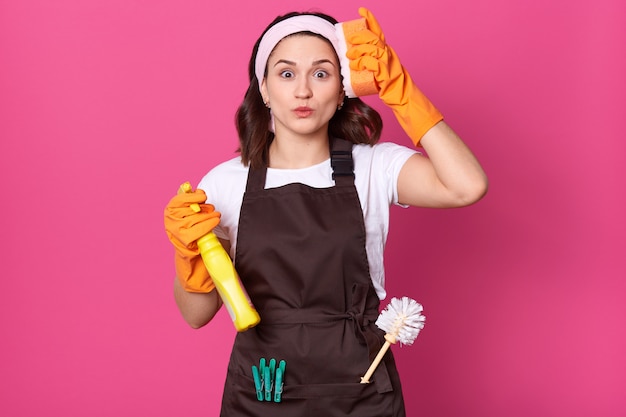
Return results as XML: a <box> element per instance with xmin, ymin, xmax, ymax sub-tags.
<box><xmin>164</xmin><ymin>185</ymin><xmax>221</xmax><ymax>293</ymax></box>
<box><xmin>346</xmin><ymin>7</ymin><xmax>444</xmax><ymax>146</ymax></box>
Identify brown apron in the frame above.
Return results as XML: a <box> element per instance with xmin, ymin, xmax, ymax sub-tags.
<box><xmin>220</xmin><ymin>139</ymin><xmax>406</xmax><ymax>417</ymax></box>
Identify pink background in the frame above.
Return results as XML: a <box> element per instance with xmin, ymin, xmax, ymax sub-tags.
<box><xmin>1</xmin><ymin>0</ymin><xmax>625</xmax><ymax>416</ymax></box>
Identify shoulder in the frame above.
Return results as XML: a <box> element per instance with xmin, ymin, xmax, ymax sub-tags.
<box><xmin>196</xmin><ymin>156</ymin><xmax>247</xmax><ymax>243</ymax></box>
<box><xmin>198</xmin><ymin>156</ymin><xmax>247</xmax><ymax>188</ymax></box>
<box><xmin>352</xmin><ymin>142</ymin><xmax>419</xmax><ymax>172</ymax></box>
<box><xmin>197</xmin><ymin>156</ymin><xmax>248</xmax><ymax>204</ymax></box>
<box><xmin>351</xmin><ymin>142</ymin><xmax>419</xmax><ymax>206</ymax></box>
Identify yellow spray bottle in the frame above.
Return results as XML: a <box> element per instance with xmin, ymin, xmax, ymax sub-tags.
<box><xmin>179</xmin><ymin>182</ymin><xmax>260</xmax><ymax>332</ymax></box>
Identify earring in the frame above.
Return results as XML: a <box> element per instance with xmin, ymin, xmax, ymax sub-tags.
<box><xmin>263</xmin><ymin>99</ymin><xmax>270</xmax><ymax>109</ymax></box>
<box><xmin>337</xmin><ymin>102</ymin><xmax>344</xmax><ymax>111</ymax></box>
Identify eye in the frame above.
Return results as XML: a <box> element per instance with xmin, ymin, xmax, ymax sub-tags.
<box><xmin>313</xmin><ymin>70</ymin><xmax>329</xmax><ymax>79</ymax></box>
<box><xmin>280</xmin><ymin>70</ymin><xmax>295</xmax><ymax>79</ymax></box>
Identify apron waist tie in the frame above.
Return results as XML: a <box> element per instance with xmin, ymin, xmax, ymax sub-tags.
<box><xmin>258</xmin><ymin>309</ymin><xmax>374</xmax><ymax>325</ymax></box>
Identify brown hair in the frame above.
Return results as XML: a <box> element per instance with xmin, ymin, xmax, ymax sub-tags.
<box><xmin>235</xmin><ymin>12</ymin><xmax>383</xmax><ymax>169</ymax></box>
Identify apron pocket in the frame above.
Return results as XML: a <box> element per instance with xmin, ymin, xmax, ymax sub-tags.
<box><xmin>228</xmin><ymin>372</ymin><xmax>394</xmax><ymax>417</ymax></box>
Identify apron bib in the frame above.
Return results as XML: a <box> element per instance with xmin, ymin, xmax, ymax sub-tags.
<box><xmin>220</xmin><ymin>139</ymin><xmax>406</xmax><ymax>417</ymax></box>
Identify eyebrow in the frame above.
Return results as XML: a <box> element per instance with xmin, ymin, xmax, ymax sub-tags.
<box><xmin>273</xmin><ymin>58</ymin><xmax>337</xmax><ymax>67</ymax></box>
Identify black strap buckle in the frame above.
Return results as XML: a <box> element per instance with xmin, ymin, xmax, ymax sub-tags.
<box><xmin>330</xmin><ymin>139</ymin><xmax>355</xmax><ymax>180</ymax></box>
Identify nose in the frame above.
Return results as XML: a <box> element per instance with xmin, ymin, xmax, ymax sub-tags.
<box><xmin>294</xmin><ymin>77</ymin><xmax>312</xmax><ymax>99</ymax></box>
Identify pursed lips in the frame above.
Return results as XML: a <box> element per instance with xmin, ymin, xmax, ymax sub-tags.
<box><xmin>293</xmin><ymin>106</ymin><xmax>314</xmax><ymax>118</ymax></box>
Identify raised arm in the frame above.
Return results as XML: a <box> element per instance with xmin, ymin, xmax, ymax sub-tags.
<box><xmin>346</xmin><ymin>8</ymin><xmax>487</xmax><ymax>208</ymax></box>
<box><xmin>397</xmin><ymin>121</ymin><xmax>487</xmax><ymax>208</ymax></box>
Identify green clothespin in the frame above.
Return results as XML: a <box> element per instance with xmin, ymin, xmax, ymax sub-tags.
<box><xmin>266</xmin><ymin>358</ymin><xmax>276</xmax><ymax>401</ymax></box>
<box><xmin>274</xmin><ymin>360</ymin><xmax>286</xmax><ymax>403</ymax></box>
<box><xmin>251</xmin><ymin>365</ymin><xmax>263</xmax><ymax>401</ymax></box>
<box><xmin>268</xmin><ymin>359</ymin><xmax>276</xmax><ymax>383</ymax></box>
<box><xmin>254</xmin><ymin>357</ymin><xmax>286</xmax><ymax>403</ymax></box>
<box><xmin>259</xmin><ymin>358</ymin><xmax>266</xmax><ymax>378</ymax></box>
<box><xmin>264</xmin><ymin>364</ymin><xmax>272</xmax><ymax>401</ymax></box>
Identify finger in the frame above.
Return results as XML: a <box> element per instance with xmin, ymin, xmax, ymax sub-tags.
<box><xmin>350</xmin><ymin>57</ymin><xmax>390</xmax><ymax>84</ymax></box>
<box><xmin>166</xmin><ymin>205</ymin><xmax>220</xmax><ymax>223</ymax></box>
<box><xmin>167</xmin><ymin>190</ymin><xmax>208</xmax><ymax>208</ymax></box>
<box><xmin>346</xmin><ymin>44</ymin><xmax>385</xmax><ymax>60</ymax></box>
<box><xmin>349</xmin><ymin>55</ymin><xmax>381</xmax><ymax>73</ymax></box>
<box><xmin>184</xmin><ymin>212</ymin><xmax>221</xmax><ymax>230</ymax></box>
<box><xmin>346</xmin><ymin>29</ymin><xmax>384</xmax><ymax>48</ymax></box>
<box><xmin>181</xmin><ymin>218</ymin><xmax>221</xmax><ymax>247</ymax></box>
<box><xmin>358</xmin><ymin>7</ymin><xmax>386</xmax><ymax>42</ymax></box>
<box><xmin>198</xmin><ymin>203</ymin><xmax>217</xmax><ymax>213</ymax></box>
<box><xmin>169</xmin><ymin>215</ymin><xmax>221</xmax><ymax>247</ymax></box>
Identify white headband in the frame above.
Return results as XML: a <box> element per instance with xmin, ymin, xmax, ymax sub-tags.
<box><xmin>254</xmin><ymin>15</ymin><xmax>342</xmax><ymax>92</ymax></box>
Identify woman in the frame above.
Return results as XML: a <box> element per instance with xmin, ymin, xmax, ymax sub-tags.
<box><xmin>164</xmin><ymin>7</ymin><xmax>487</xmax><ymax>416</ymax></box>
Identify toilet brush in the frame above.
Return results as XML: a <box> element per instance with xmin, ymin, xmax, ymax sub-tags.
<box><xmin>360</xmin><ymin>297</ymin><xmax>426</xmax><ymax>383</ymax></box>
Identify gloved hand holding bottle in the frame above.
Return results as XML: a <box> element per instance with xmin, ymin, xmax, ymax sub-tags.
<box><xmin>164</xmin><ymin>183</ymin><xmax>260</xmax><ymax>332</ymax></box>
<box><xmin>164</xmin><ymin>186</ymin><xmax>221</xmax><ymax>293</ymax></box>
<box><xmin>345</xmin><ymin>7</ymin><xmax>444</xmax><ymax>147</ymax></box>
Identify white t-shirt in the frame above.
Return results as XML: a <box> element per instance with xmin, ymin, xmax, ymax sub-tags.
<box><xmin>198</xmin><ymin>141</ymin><xmax>417</xmax><ymax>300</ymax></box>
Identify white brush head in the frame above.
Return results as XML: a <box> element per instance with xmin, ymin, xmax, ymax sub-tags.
<box><xmin>375</xmin><ymin>297</ymin><xmax>425</xmax><ymax>345</ymax></box>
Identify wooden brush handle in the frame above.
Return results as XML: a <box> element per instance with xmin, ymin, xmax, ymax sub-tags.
<box><xmin>360</xmin><ymin>340</ymin><xmax>392</xmax><ymax>384</ymax></box>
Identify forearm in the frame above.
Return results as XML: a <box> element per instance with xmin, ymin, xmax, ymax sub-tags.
<box><xmin>173</xmin><ymin>277</ymin><xmax>222</xmax><ymax>329</ymax></box>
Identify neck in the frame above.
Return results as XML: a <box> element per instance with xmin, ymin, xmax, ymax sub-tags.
<box><xmin>269</xmin><ymin>133</ymin><xmax>330</xmax><ymax>169</ymax></box>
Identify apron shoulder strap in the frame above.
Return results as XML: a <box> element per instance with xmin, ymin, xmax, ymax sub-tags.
<box><xmin>330</xmin><ymin>138</ymin><xmax>355</xmax><ymax>185</ymax></box>
<box><xmin>245</xmin><ymin>166</ymin><xmax>267</xmax><ymax>193</ymax></box>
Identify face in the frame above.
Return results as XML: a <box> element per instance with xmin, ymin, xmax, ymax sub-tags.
<box><xmin>260</xmin><ymin>34</ymin><xmax>344</xmax><ymax>140</ymax></box>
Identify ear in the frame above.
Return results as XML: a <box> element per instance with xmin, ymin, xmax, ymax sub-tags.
<box><xmin>260</xmin><ymin>78</ymin><xmax>269</xmax><ymax>103</ymax></box>
<box><xmin>338</xmin><ymin>89</ymin><xmax>345</xmax><ymax>106</ymax></box>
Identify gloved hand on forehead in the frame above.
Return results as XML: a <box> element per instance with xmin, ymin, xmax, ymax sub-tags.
<box><xmin>345</xmin><ymin>7</ymin><xmax>444</xmax><ymax>146</ymax></box>
<box><xmin>164</xmin><ymin>186</ymin><xmax>221</xmax><ymax>293</ymax></box>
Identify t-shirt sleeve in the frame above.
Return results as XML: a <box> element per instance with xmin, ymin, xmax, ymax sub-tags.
<box><xmin>196</xmin><ymin>157</ymin><xmax>247</xmax><ymax>243</ymax></box>
<box><xmin>372</xmin><ymin>142</ymin><xmax>419</xmax><ymax>207</ymax></box>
